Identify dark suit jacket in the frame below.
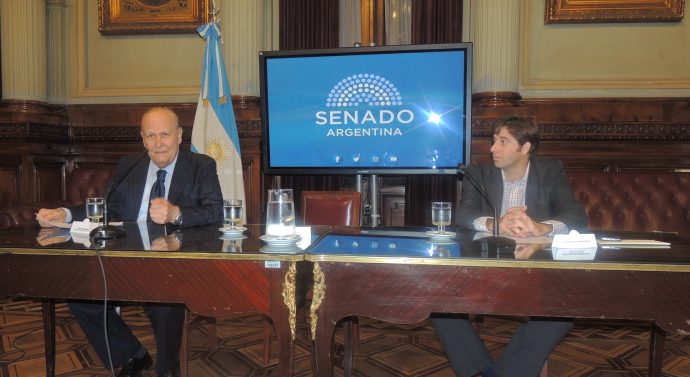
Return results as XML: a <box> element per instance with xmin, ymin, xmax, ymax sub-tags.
<box><xmin>456</xmin><ymin>157</ymin><xmax>588</xmax><ymax>232</ymax></box>
<box><xmin>72</xmin><ymin>149</ymin><xmax>223</xmax><ymax>227</ymax></box>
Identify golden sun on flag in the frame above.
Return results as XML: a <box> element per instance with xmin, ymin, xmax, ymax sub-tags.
<box><xmin>204</xmin><ymin>136</ymin><xmax>233</xmax><ymax>167</ymax></box>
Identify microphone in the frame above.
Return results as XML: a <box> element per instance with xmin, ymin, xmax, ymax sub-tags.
<box><xmin>90</xmin><ymin>151</ymin><xmax>148</xmax><ymax>240</ymax></box>
<box><xmin>457</xmin><ymin>164</ymin><xmax>515</xmax><ymax>252</ymax></box>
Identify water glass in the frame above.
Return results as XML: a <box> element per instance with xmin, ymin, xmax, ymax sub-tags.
<box><xmin>85</xmin><ymin>197</ymin><xmax>105</xmax><ymax>224</ymax></box>
<box><xmin>223</xmin><ymin>238</ymin><xmax>243</xmax><ymax>253</ymax></box>
<box><xmin>223</xmin><ymin>199</ymin><xmax>243</xmax><ymax>228</ymax></box>
<box><xmin>266</xmin><ymin>189</ymin><xmax>295</xmax><ymax>238</ymax></box>
<box><xmin>431</xmin><ymin>201</ymin><xmax>451</xmax><ymax>234</ymax></box>
<box><xmin>429</xmin><ymin>243</ymin><xmax>451</xmax><ymax>258</ymax></box>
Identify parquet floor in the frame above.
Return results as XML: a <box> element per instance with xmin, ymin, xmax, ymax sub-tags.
<box><xmin>1</xmin><ymin>298</ymin><xmax>689</xmax><ymax>376</ymax></box>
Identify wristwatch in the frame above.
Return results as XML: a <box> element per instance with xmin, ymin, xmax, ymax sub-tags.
<box><xmin>173</xmin><ymin>211</ymin><xmax>183</xmax><ymax>226</ymax></box>
<box><xmin>173</xmin><ymin>230</ymin><xmax>183</xmax><ymax>245</ymax></box>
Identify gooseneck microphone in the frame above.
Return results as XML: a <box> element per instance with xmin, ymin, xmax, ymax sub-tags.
<box><xmin>457</xmin><ymin>164</ymin><xmax>515</xmax><ymax>252</ymax></box>
<box><xmin>90</xmin><ymin>151</ymin><xmax>148</xmax><ymax>240</ymax></box>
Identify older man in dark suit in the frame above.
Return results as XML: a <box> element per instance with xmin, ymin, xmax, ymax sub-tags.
<box><xmin>433</xmin><ymin>116</ymin><xmax>588</xmax><ymax>377</ymax></box>
<box><xmin>38</xmin><ymin>107</ymin><xmax>223</xmax><ymax>377</ymax></box>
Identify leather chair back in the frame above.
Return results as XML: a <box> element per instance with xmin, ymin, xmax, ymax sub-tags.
<box><xmin>66</xmin><ymin>168</ymin><xmax>114</xmax><ymax>205</ymax></box>
<box><xmin>0</xmin><ymin>167</ymin><xmax>114</xmax><ymax>228</ymax></box>
<box><xmin>301</xmin><ymin>191</ymin><xmax>361</xmax><ymax>226</ymax></box>
<box><xmin>568</xmin><ymin>171</ymin><xmax>690</xmax><ymax>232</ymax></box>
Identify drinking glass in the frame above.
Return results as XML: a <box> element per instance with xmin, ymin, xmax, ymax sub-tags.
<box><xmin>429</xmin><ymin>243</ymin><xmax>451</xmax><ymax>258</ymax></box>
<box><xmin>431</xmin><ymin>201</ymin><xmax>451</xmax><ymax>234</ymax></box>
<box><xmin>223</xmin><ymin>238</ymin><xmax>243</xmax><ymax>253</ymax></box>
<box><xmin>266</xmin><ymin>189</ymin><xmax>295</xmax><ymax>238</ymax></box>
<box><xmin>223</xmin><ymin>199</ymin><xmax>243</xmax><ymax>229</ymax></box>
<box><xmin>85</xmin><ymin>197</ymin><xmax>105</xmax><ymax>224</ymax></box>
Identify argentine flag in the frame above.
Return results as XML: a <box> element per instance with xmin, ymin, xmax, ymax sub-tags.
<box><xmin>192</xmin><ymin>22</ymin><xmax>246</xmax><ymax>222</ymax></box>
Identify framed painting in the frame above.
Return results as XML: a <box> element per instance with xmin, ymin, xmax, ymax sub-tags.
<box><xmin>545</xmin><ymin>0</ymin><xmax>685</xmax><ymax>23</ymax></box>
<box><xmin>98</xmin><ymin>0</ymin><xmax>210</xmax><ymax>35</ymax></box>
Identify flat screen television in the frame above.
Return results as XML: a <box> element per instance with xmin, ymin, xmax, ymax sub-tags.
<box><xmin>259</xmin><ymin>43</ymin><xmax>472</xmax><ymax>175</ymax></box>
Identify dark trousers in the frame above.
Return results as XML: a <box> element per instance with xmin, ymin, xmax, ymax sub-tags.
<box><xmin>432</xmin><ymin>316</ymin><xmax>572</xmax><ymax>377</ymax></box>
<box><xmin>68</xmin><ymin>301</ymin><xmax>185</xmax><ymax>374</ymax></box>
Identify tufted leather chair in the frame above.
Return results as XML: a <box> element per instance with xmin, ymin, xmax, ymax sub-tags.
<box><xmin>301</xmin><ymin>191</ymin><xmax>362</xmax><ymax>226</ymax></box>
<box><xmin>0</xmin><ymin>167</ymin><xmax>114</xmax><ymax>228</ymax></box>
<box><xmin>568</xmin><ymin>171</ymin><xmax>690</xmax><ymax>232</ymax></box>
<box><xmin>64</xmin><ymin>168</ymin><xmax>114</xmax><ymax>207</ymax></box>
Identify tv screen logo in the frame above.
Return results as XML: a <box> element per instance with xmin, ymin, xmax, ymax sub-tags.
<box><xmin>315</xmin><ymin>73</ymin><xmax>413</xmax><ymax>136</ymax></box>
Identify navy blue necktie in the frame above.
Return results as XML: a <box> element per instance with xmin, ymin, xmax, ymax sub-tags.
<box><xmin>150</xmin><ymin>169</ymin><xmax>166</xmax><ymax>199</ymax></box>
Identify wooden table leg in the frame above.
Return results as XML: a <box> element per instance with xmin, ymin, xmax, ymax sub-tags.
<box><xmin>313</xmin><ymin>320</ymin><xmax>336</xmax><ymax>377</ymax></box>
<box><xmin>343</xmin><ymin>319</ymin><xmax>354</xmax><ymax>377</ymax></box>
<box><xmin>276</xmin><ymin>319</ymin><xmax>294</xmax><ymax>376</ymax></box>
<box><xmin>649</xmin><ymin>325</ymin><xmax>666</xmax><ymax>377</ymax></box>
<box><xmin>179</xmin><ymin>309</ymin><xmax>189</xmax><ymax>377</ymax></box>
<box><xmin>41</xmin><ymin>300</ymin><xmax>56</xmax><ymax>377</ymax></box>
<box><xmin>342</xmin><ymin>316</ymin><xmax>361</xmax><ymax>377</ymax></box>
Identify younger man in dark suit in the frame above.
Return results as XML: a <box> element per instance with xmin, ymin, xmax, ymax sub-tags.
<box><xmin>433</xmin><ymin>116</ymin><xmax>588</xmax><ymax>377</ymax></box>
<box><xmin>38</xmin><ymin>107</ymin><xmax>224</xmax><ymax>377</ymax></box>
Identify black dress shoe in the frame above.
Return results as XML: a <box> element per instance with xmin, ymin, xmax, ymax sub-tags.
<box><xmin>158</xmin><ymin>361</ymin><xmax>180</xmax><ymax>377</ymax></box>
<box><xmin>116</xmin><ymin>352</ymin><xmax>153</xmax><ymax>377</ymax></box>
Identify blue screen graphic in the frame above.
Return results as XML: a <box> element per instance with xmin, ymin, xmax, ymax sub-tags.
<box><xmin>262</xmin><ymin>46</ymin><xmax>470</xmax><ymax>172</ymax></box>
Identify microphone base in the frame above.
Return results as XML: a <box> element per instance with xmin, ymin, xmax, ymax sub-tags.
<box><xmin>483</xmin><ymin>235</ymin><xmax>516</xmax><ymax>253</ymax></box>
<box><xmin>89</xmin><ymin>225</ymin><xmax>126</xmax><ymax>240</ymax></box>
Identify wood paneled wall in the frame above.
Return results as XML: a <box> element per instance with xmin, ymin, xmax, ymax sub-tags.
<box><xmin>474</xmin><ymin>98</ymin><xmax>690</xmax><ymax>171</ymax></box>
<box><xmin>1</xmin><ymin>97</ymin><xmax>689</xmax><ymax>226</ymax></box>
<box><xmin>0</xmin><ymin>99</ymin><xmax>263</xmax><ymax>224</ymax></box>
<box><xmin>409</xmin><ymin>97</ymin><xmax>690</xmax><ymax>226</ymax></box>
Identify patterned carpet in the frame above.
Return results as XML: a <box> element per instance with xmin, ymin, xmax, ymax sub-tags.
<box><xmin>1</xmin><ymin>298</ymin><xmax>689</xmax><ymax>376</ymax></box>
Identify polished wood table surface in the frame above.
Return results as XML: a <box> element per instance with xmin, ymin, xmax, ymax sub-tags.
<box><xmin>305</xmin><ymin>228</ymin><xmax>690</xmax><ymax>377</ymax></box>
<box><xmin>0</xmin><ymin>223</ymin><xmax>307</xmax><ymax>377</ymax></box>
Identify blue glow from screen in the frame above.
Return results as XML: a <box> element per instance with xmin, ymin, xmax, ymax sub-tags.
<box><xmin>308</xmin><ymin>234</ymin><xmax>461</xmax><ymax>258</ymax></box>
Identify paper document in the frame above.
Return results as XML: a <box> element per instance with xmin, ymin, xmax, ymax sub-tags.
<box><xmin>598</xmin><ymin>239</ymin><xmax>670</xmax><ymax>248</ymax></box>
<box><xmin>36</xmin><ymin>213</ymin><xmax>123</xmax><ymax>230</ymax></box>
<box><xmin>295</xmin><ymin>226</ymin><xmax>312</xmax><ymax>250</ymax></box>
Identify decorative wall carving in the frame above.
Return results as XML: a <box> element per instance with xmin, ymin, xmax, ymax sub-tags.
<box><xmin>539</xmin><ymin>122</ymin><xmax>690</xmax><ymax>141</ymax></box>
<box><xmin>471</xmin><ymin>119</ymin><xmax>690</xmax><ymax>141</ymax></box>
<box><xmin>69</xmin><ymin>126</ymin><xmax>145</xmax><ymax>143</ymax></box>
<box><xmin>236</xmin><ymin>120</ymin><xmax>262</xmax><ymax>138</ymax></box>
<box><xmin>0</xmin><ymin>123</ymin><xmax>69</xmax><ymax>143</ymax></box>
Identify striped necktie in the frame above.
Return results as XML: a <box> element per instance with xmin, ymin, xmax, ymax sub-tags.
<box><xmin>150</xmin><ymin>169</ymin><xmax>166</xmax><ymax>199</ymax></box>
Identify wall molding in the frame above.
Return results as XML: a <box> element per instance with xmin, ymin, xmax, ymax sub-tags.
<box><xmin>0</xmin><ymin>122</ymin><xmax>69</xmax><ymax>143</ymax></box>
<box><xmin>472</xmin><ymin>120</ymin><xmax>690</xmax><ymax>141</ymax></box>
<box><xmin>0</xmin><ymin>97</ymin><xmax>262</xmax><ymax>143</ymax></box>
<box><xmin>71</xmin><ymin>2</ymin><xmax>200</xmax><ymax>99</ymax></box>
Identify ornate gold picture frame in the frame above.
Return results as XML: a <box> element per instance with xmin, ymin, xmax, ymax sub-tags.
<box><xmin>545</xmin><ymin>0</ymin><xmax>685</xmax><ymax>23</ymax></box>
<box><xmin>98</xmin><ymin>0</ymin><xmax>210</xmax><ymax>35</ymax></box>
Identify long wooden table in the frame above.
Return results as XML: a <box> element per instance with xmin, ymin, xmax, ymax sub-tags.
<box><xmin>0</xmin><ymin>223</ymin><xmax>304</xmax><ymax>377</ymax></box>
<box><xmin>305</xmin><ymin>228</ymin><xmax>690</xmax><ymax>377</ymax></box>
<box><xmin>4</xmin><ymin>225</ymin><xmax>690</xmax><ymax>376</ymax></box>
